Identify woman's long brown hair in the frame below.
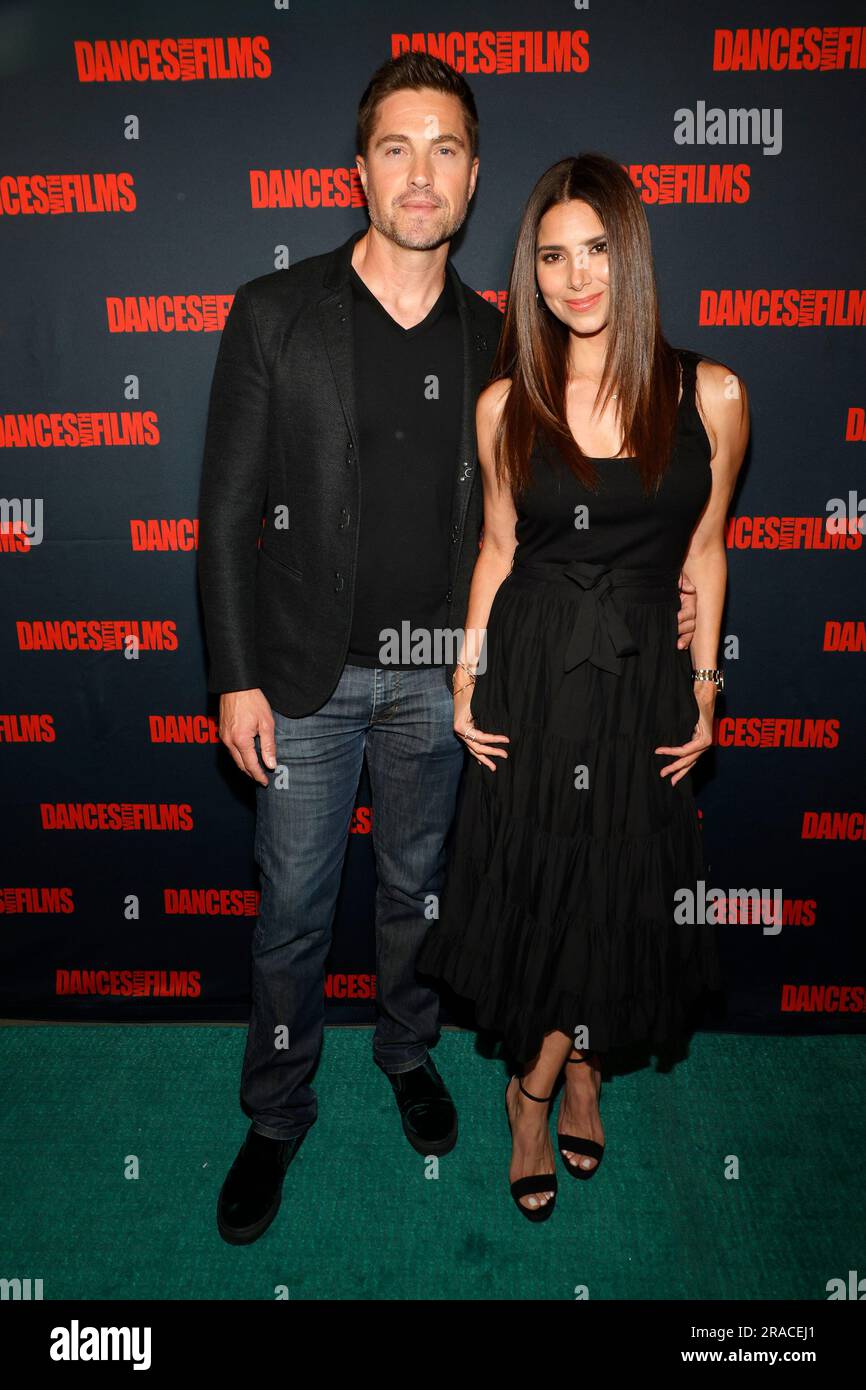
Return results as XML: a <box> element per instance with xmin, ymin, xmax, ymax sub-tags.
<box><xmin>489</xmin><ymin>153</ymin><xmax>680</xmax><ymax>497</ymax></box>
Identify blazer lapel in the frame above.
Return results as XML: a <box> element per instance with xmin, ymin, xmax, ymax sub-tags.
<box><xmin>447</xmin><ymin>260</ymin><xmax>494</xmax><ymax>542</ymax></box>
<box><xmin>316</xmin><ymin>229</ymin><xmax>366</xmax><ymax>454</ymax></box>
<box><xmin>316</xmin><ymin>231</ymin><xmax>492</xmax><ymax>528</ymax></box>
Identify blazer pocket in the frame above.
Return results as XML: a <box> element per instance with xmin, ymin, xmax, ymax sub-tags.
<box><xmin>259</xmin><ymin>545</ymin><xmax>302</xmax><ymax>581</ymax></box>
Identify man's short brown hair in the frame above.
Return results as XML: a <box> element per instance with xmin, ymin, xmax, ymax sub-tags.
<box><xmin>356</xmin><ymin>52</ymin><xmax>479</xmax><ymax>161</ymax></box>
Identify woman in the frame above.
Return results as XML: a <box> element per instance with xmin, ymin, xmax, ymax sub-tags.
<box><xmin>417</xmin><ymin>154</ymin><xmax>750</xmax><ymax>1221</ymax></box>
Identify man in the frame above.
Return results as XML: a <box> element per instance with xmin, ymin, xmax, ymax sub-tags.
<box><xmin>197</xmin><ymin>52</ymin><xmax>696</xmax><ymax>1246</ymax></box>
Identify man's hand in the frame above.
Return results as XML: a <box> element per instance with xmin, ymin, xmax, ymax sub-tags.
<box><xmin>219</xmin><ymin>689</ymin><xmax>276</xmax><ymax>786</ymax></box>
<box><xmin>676</xmin><ymin>570</ymin><xmax>697</xmax><ymax>650</ymax></box>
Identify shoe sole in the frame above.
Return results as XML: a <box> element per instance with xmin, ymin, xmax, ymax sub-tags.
<box><xmin>216</xmin><ymin>1190</ymin><xmax>283</xmax><ymax>1246</ymax></box>
<box><xmin>512</xmin><ymin>1194</ymin><xmax>556</xmax><ymax>1222</ymax></box>
<box><xmin>401</xmin><ymin>1115</ymin><xmax>458</xmax><ymax>1157</ymax></box>
<box><xmin>559</xmin><ymin>1148</ymin><xmax>605</xmax><ymax>1180</ymax></box>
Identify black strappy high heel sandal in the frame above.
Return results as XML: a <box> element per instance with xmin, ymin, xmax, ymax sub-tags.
<box><xmin>557</xmin><ymin>1052</ymin><xmax>605</xmax><ymax>1179</ymax></box>
<box><xmin>504</xmin><ymin>1077</ymin><xmax>558</xmax><ymax>1222</ymax></box>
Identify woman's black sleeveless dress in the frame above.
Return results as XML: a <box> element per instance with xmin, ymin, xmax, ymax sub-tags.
<box><xmin>417</xmin><ymin>348</ymin><xmax>722</xmax><ymax>1063</ymax></box>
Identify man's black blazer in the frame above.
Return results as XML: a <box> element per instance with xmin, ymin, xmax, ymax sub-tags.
<box><xmin>197</xmin><ymin>227</ymin><xmax>505</xmax><ymax>717</ymax></box>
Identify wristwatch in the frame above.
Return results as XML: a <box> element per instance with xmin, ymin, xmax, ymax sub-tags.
<box><xmin>692</xmin><ymin>668</ymin><xmax>724</xmax><ymax>691</ymax></box>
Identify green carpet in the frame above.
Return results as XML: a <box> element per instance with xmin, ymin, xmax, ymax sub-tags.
<box><xmin>0</xmin><ymin>1026</ymin><xmax>861</xmax><ymax>1300</ymax></box>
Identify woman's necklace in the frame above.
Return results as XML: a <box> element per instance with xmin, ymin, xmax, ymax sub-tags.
<box><xmin>567</xmin><ymin>372</ymin><xmax>620</xmax><ymax>401</ymax></box>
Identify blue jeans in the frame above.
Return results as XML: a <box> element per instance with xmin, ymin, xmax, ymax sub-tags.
<box><xmin>239</xmin><ymin>663</ymin><xmax>466</xmax><ymax>1140</ymax></box>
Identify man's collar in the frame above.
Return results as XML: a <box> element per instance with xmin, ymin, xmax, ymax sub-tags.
<box><xmin>321</xmin><ymin>227</ymin><xmax>367</xmax><ymax>290</ymax></box>
<box><xmin>321</xmin><ymin>226</ymin><xmax>472</xmax><ymax>312</ymax></box>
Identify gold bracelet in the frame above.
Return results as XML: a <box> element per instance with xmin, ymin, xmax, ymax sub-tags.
<box><xmin>452</xmin><ymin>664</ymin><xmax>476</xmax><ymax>691</ymax></box>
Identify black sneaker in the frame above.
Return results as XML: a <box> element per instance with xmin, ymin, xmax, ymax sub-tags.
<box><xmin>216</xmin><ymin>1124</ymin><xmax>306</xmax><ymax>1246</ymax></box>
<box><xmin>385</xmin><ymin>1055</ymin><xmax>458</xmax><ymax>1156</ymax></box>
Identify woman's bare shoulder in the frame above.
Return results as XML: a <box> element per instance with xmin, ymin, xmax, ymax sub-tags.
<box><xmin>476</xmin><ymin>376</ymin><xmax>512</xmax><ymax>426</ymax></box>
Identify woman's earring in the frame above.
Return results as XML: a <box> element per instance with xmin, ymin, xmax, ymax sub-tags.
<box><xmin>535</xmin><ymin>288</ymin><xmax>543</xmax><ymax>308</ymax></box>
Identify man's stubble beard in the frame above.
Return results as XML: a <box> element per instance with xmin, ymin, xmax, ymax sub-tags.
<box><xmin>364</xmin><ymin>187</ymin><xmax>471</xmax><ymax>252</ymax></box>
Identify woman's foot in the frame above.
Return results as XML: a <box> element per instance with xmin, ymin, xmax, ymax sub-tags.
<box><xmin>505</xmin><ymin>1075</ymin><xmax>557</xmax><ymax>1212</ymax></box>
<box><xmin>558</xmin><ymin>1051</ymin><xmax>605</xmax><ymax>1172</ymax></box>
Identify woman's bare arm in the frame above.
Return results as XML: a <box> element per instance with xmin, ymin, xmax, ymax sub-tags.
<box><xmin>656</xmin><ymin>359</ymin><xmax>751</xmax><ymax>784</ymax></box>
<box><xmin>453</xmin><ymin>378</ymin><xmax>519</xmax><ymax>771</ymax></box>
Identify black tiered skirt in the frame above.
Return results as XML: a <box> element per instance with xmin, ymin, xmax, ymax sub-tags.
<box><xmin>417</xmin><ymin>559</ymin><xmax>723</xmax><ymax>1064</ymax></box>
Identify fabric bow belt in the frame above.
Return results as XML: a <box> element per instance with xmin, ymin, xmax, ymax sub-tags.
<box><xmin>510</xmin><ymin>559</ymin><xmax>681</xmax><ymax>677</ymax></box>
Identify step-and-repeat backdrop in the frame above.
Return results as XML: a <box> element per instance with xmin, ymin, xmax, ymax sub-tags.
<box><xmin>1</xmin><ymin>1</ymin><xmax>863</xmax><ymax>1032</ymax></box>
